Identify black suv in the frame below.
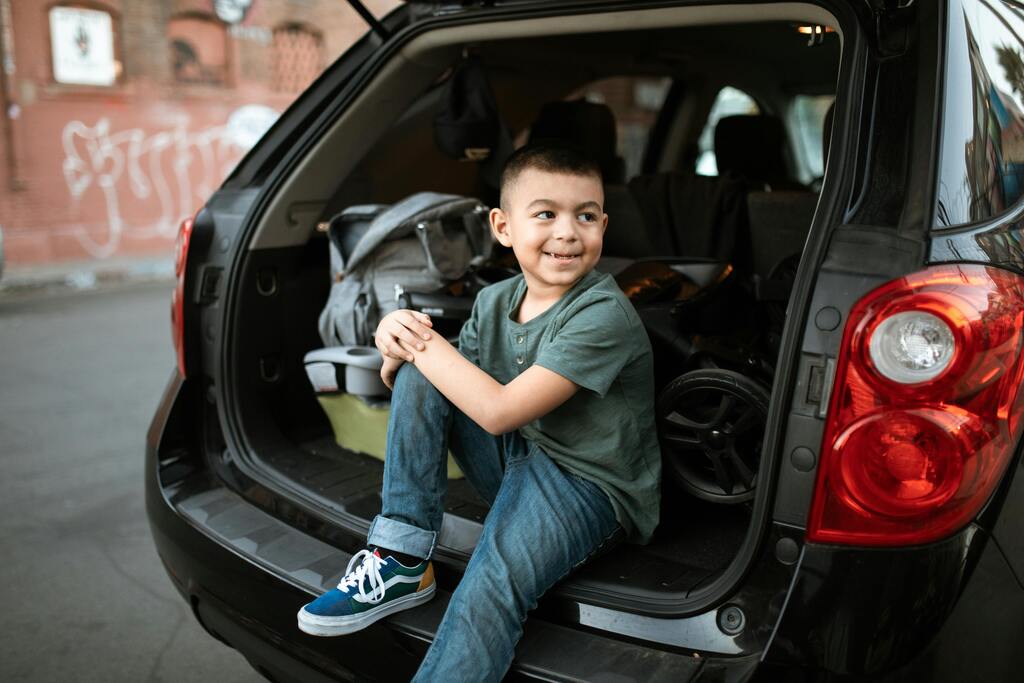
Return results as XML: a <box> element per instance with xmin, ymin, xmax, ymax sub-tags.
<box><xmin>147</xmin><ymin>1</ymin><xmax>1024</xmax><ymax>681</ymax></box>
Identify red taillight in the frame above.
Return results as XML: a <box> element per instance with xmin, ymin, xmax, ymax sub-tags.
<box><xmin>171</xmin><ymin>216</ymin><xmax>194</xmax><ymax>378</ymax></box>
<box><xmin>808</xmin><ymin>264</ymin><xmax>1024</xmax><ymax>546</ymax></box>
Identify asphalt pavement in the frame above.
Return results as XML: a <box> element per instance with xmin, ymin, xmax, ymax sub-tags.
<box><xmin>0</xmin><ymin>281</ymin><xmax>263</xmax><ymax>682</ymax></box>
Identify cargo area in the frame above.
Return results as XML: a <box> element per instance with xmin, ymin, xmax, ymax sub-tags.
<box><xmin>223</xmin><ymin>5</ymin><xmax>842</xmax><ymax>616</ymax></box>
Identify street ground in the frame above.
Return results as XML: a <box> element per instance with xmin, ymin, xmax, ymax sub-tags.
<box><xmin>0</xmin><ymin>281</ymin><xmax>263</xmax><ymax>682</ymax></box>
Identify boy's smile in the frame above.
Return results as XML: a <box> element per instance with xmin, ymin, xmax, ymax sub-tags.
<box><xmin>490</xmin><ymin>168</ymin><xmax>607</xmax><ymax>304</ymax></box>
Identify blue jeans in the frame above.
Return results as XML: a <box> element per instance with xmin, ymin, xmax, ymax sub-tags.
<box><xmin>367</xmin><ymin>364</ymin><xmax>622</xmax><ymax>682</ymax></box>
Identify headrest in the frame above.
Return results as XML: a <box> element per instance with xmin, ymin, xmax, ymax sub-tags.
<box><xmin>528</xmin><ymin>99</ymin><xmax>626</xmax><ymax>183</ymax></box>
<box><xmin>822</xmin><ymin>100</ymin><xmax>836</xmax><ymax>168</ymax></box>
<box><xmin>714</xmin><ymin>114</ymin><xmax>792</xmax><ymax>189</ymax></box>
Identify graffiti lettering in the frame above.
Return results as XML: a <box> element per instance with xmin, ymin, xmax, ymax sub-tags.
<box><xmin>61</xmin><ymin>107</ymin><xmax>276</xmax><ymax>258</ymax></box>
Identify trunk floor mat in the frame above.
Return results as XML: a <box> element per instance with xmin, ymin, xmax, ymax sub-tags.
<box><xmin>264</xmin><ymin>433</ymin><xmax>749</xmax><ymax>597</ymax></box>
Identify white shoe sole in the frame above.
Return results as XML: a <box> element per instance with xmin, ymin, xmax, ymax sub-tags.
<box><xmin>297</xmin><ymin>583</ymin><xmax>436</xmax><ymax>636</ymax></box>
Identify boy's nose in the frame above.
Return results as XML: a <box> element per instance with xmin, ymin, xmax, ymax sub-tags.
<box><xmin>552</xmin><ymin>217</ymin><xmax>579</xmax><ymax>240</ymax></box>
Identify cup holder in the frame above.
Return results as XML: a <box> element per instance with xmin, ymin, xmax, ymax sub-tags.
<box><xmin>303</xmin><ymin>345</ymin><xmax>387</xmax><ymax>398</ymax></box>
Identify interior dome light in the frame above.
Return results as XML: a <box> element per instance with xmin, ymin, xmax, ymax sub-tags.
<box><xmin>797</xmin><ymin>25</ymin><xmax>835</xmax><ymax>34</ymax></box>
<box><xmin>868</xmin><ymin>311</ymin><xmax>955</xmax><ymax>384</ymax></box>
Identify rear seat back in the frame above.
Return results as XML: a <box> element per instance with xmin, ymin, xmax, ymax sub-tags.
<box><xmin>746</xmin><ymin>190</ymin><xmax>818</xmax><ymax>278</ymax></box>
<box><xmin>624</xmin><ymin>171</ymin><xmax>750</xmax><ymax>269</ymax></box>
<box><xmin>745</xmin><ymin>99</ymin><xmax>841</xmax><ymax>279</ymax></box>
<box><xmin>602</xmin><ymin>184</ymin><xmax>656</xmax><ymax>258</ymax></box>
<box><xmin>525</xmin><ymin>100</ymin><xmax>749</xmax><ymax>270</ymax></box>
<box><xmin>601</xmin><ymin>174</ymin><xmax>750</xmax><ymax>270</ymax></box>
<box><xmin>714</xmin><ymin>111</ymin><xmax>822</xmax><ymax>278</ymax></box>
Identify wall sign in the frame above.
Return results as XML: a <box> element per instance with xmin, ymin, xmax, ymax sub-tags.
<box><xmin>49</xmin><ymin>6</ymin><xmax>116</xmax><ymax>86</ymax></box>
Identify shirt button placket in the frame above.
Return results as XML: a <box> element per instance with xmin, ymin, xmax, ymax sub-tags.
<box><xmin>514</xmin><ymin>331</ymin><xmax>526</xmax><ymax>369</ymax></box>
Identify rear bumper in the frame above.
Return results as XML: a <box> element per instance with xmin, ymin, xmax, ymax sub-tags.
<box><xmin>148</xmin><ymin>477</ymin><xmax>728</xmax><ymax>682</ymax></box>
<box><xmin>149</xmin><ymin>516</ymin><xmax>370</xmax><ymax>683</ymax></box>
<box><xmin>145</xmin><ymin>373</ymin><xmax>731</xmax><ymax>682</ymax></box>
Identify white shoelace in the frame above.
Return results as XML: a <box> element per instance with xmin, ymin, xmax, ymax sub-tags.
<box><xmin>337</xmin><ymin>549</ymin><xmax>387</xmax><ymax>604</ymax></box>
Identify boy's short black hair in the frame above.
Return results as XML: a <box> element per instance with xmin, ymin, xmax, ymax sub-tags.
<box><xmin>499</xmin><ymin>142</ymin><xmax>603</xmax><ymax>210</ymax></box>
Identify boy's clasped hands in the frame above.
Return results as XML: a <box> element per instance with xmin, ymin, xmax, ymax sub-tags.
<box><xmin>375</xmin><ymin>309</ymin><xmax>435</xmax><ymax>388</ymax></box>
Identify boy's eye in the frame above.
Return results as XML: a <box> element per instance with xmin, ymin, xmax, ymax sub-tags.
<box><xmin>535</xmin><ymin>210</ymin><xmax>555</xmax><ymax>220</ymax></box>
<box><xmin>577</xmin><ymin>212</ymin><xmax>597</xmax><ymax>222</ymax></box>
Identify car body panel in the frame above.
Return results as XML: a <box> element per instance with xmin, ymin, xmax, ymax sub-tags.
<box><xmin>764</xmin><ymin>523</ymin><xmax>1024</xmax><ymax>681</ymax></box>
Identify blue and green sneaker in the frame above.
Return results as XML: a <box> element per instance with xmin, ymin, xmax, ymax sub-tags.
<box><xmin>297</xmin><ymin>548</ymin><xmax>435</xmax><ymax>636</ymax></box>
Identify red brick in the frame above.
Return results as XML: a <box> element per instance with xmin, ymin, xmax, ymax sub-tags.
<box><xmin>1</xmin><ymin>0</ymin><xmax>401</xmax><ymax>267</ymax></box>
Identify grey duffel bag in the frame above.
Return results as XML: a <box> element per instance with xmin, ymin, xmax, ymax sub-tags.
<box><xmin>318</xmin><ymin>192</ymin><xmax>492</xmax><ymax>347</ymax></box>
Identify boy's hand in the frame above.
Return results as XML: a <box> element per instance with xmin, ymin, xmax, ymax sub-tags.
<box><xmin>380</xmin><ymin>356</ymin><xmax>404</xmax><ymax>390</ymax></box>
<box><xmin>374</xmin><ymin>309</ymin><xmax>433</xmax><ymax>363</ymax></box>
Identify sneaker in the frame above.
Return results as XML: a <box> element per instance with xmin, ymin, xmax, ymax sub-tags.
<box><xmin>297</xmin><ymin>548</ymin><xmax>435</xmax><ymax>636</ymax></box>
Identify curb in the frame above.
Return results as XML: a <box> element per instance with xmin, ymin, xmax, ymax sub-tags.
<box><xmin>0</xmin><ymin>256</ymin><xmax>176</xmax><ymax>297</ymax></box>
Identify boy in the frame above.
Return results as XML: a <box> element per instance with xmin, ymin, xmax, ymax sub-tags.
<box><xmin>298</xmin><ymin>143</ymin><xmax>662</xmax><ymax>681</ymax></box>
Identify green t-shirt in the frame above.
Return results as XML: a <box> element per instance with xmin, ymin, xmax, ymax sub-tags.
<box><xmin>458</xmin><ymin>269</ymin><xmax>662</xmax><ymax>543</ymax></box>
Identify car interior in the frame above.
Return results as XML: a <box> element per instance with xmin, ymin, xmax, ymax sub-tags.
<box><xmin>225</xmin><ymin>4</ymin><xmax>842</xmax><ymax>612</ymax></box>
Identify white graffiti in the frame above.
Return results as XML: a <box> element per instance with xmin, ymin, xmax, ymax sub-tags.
<box><xmin>61</xmin><ymin>106</ymin><xmax>277</xmax><ymax>258</ymax></box>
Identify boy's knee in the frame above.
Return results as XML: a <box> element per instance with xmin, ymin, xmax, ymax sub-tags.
<box><xmin>394</xmin><ymin>363</ymin><xmax>439</xmax><ymax>400</ymax></box>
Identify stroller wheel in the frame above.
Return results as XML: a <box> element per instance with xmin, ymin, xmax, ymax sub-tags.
<box><xmin>656</xmin><ymin>369</ymin><xmax>770</xmax><ymax>504</ymax></box>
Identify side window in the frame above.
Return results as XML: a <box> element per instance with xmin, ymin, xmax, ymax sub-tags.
<box><xmin>789</xmin><ymin>94</ymin><xmax>835</xmax><ymax>185</ymax></box>
<box><xmin>937</xmin><ymin>1</ymin><xmax>1024</xmax><ymax>227</ymax></box>
<box><xmin>696</xmin><ymin>87</ymin><xmax>760</xmax><ymax>176</ymax></box>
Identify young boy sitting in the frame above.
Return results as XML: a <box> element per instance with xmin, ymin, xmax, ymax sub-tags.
<box><xmin>297</xmin><ymin>143</ymin><xmax>662</xmax><ymax>681</ymax></box>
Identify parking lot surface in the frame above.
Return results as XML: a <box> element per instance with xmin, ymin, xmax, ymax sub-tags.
<box><xmin>0</xmin><ymin>282</ymin><xmax>263</xmax><ymax>682</ymax></box>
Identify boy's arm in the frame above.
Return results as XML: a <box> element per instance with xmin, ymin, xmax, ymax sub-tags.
<box><xmin>400</xmin><ymin>335</ymin><xmax>578</xmax><ymax>435</ymax></box>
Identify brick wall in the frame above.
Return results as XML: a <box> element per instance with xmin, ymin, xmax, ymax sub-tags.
<box><xmin>0</xmin><ymin>0</ymin><xmax>399</xmax><ymax>267</ymax></box>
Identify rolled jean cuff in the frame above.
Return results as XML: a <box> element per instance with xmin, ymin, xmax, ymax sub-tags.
<box><xmin>367</xmin><ymin>514</ymin><xmax>437</xmax><ymax>560</ymax></box>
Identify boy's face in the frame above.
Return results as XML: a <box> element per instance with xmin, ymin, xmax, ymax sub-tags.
<box><xmin>490</xmin><ymin>168</ymin><xmax>607</xmax><ymax>298</ymax></box>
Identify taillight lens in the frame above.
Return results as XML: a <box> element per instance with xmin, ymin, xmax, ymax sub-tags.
<box><xmin>171</xmin><ymin>216</ymin><xmax>194</xmax><ymax>378</ymax></box>
<box><xmin>808</xmin><ymin>264</ymin><xmax>1024</xmax><ymax>546</ymax></box>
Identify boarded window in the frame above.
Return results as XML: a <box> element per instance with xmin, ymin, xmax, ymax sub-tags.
<box><xmin>272</xmin><ymin>24</ymin><xmax>323</xmax><ymax>93</ymax></box>
<box><xmin>167</xmin><ymin>15</ymin><xmax>227</xmax><ymax>85</ymax></box>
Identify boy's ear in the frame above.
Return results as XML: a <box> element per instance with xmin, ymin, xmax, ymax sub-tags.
<box><xmin>489</xmin><ymin>207</ymin><xmax>513</xmax><ymax>247</ymax></box>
